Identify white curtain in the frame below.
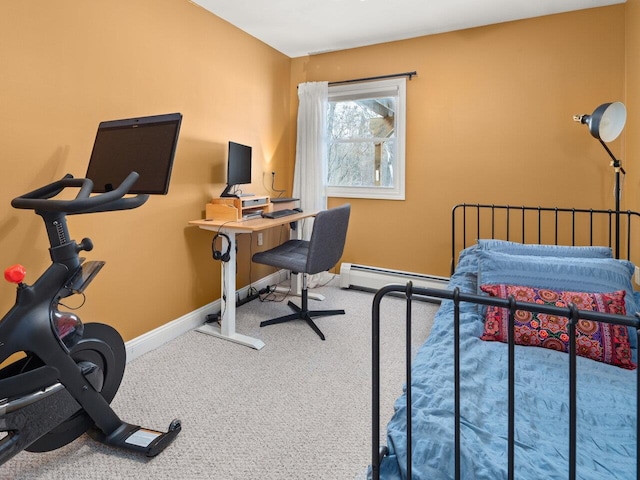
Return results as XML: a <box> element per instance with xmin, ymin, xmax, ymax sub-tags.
<box><xmin>293</xmin><ymin>81</ymin><xmax>328</xmax><ymax>240</ymax></box>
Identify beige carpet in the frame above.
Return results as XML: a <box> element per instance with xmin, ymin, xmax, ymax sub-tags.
<box><xmin>2</xmin><ymin>277</ymin><xmax>437</xmax><ymax>480</ymax></box>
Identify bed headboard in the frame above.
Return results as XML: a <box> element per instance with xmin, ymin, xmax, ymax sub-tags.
<box><xmin>451</xmin><ymin>204</ymin><xmax>640</xmax><ymax>274</ymax></box>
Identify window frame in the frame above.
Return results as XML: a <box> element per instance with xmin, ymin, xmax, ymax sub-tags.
<box><xmin>325</xmin><ymin>77</ymin><xmax>406</xmax><ymax>201</ymax></box>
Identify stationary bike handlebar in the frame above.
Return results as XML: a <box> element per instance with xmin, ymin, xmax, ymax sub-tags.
<box><xmin>11</xmin><ymin>171</ymin><xmax>148</xmax><ymax>215</ymax></box>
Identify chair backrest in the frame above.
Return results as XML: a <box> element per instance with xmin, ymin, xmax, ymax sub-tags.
<box><xmin>305</xmin><ymin>204</ymin><xmax>351</xmax><ymax>275</ymax></box>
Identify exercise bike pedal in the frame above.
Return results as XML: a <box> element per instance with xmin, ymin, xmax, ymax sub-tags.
<box><xmin>89</xmin><ymin>418</ymin><xmax>181</xmax><ymax>457</ymax></box>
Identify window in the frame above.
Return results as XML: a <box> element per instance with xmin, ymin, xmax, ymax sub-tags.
<box><xmin>326</xmin><ymin>77</ymin><xmax>406</xmax><ymax>200</ymax></box>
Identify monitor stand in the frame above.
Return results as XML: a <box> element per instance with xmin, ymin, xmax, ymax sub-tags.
<box><xmin>220</xmin><ymin>185</ymin><xmax>256</xmax><ymax>198</ymax></box>
<box><xmin>220</xmin><ymin>185</ymin><xmax>254</xmax><ymax>198</ymax></box>
<box><xmin>220</xmin><ymin>185</ymin><xmax>236</xmax><ymax>197</ymax></box>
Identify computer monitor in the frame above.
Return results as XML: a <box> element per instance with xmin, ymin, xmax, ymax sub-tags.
<box><xmin>220</xmin><ymin>141</ymin><xmax>252</xmax><ymax>197</ymax></box>
<box><xmin>85</xmin><ymin>112</ymin><xmax>182</xmax><ymax>194</ymax></box>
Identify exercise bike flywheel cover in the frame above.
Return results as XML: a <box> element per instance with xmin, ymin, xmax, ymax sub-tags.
<box><xmin>4</xmin><ymin>264</ymin><xmax>26</xmax><ymax>283</ymax></box>
<box><xmin>26</xmin><ymin>323</ymin><xmax>127</xmax><ymax>453</ymax></box>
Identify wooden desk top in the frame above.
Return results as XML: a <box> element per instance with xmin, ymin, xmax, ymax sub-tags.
<box><xmin>189</xmin><ymin>211</ymin><xmax>316</xmax><ymax>233</ymax></box>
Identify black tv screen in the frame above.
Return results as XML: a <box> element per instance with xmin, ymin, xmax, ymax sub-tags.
<box><xmin>85</xmin><ymin>112</ymin><xmax>182</xmax><ymax>194</ymax></box>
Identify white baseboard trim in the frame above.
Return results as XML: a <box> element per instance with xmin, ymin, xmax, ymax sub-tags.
<box><xmin>125</xmin><ymin>270</ymin><xmax>288</xmax><ymax>363</ymax></box>
<box><xmin>339</xmin><ymin>263</ymin><xmax>449</xmax><ymax>292</ymax></box>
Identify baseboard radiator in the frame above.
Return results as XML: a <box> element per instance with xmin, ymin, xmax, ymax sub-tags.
<box><xmin>339</xmin><ymin>263</ymin><xmax>449</xmax><ymax>293</ymax></box>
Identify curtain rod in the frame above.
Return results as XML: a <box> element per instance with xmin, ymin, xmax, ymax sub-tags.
<box><xmin>328</xmin><ymin>71</ymin><xmax>417</xmax><ymax>86</ymax></box>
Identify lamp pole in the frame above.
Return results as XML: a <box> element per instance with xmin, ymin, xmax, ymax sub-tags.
<box><xmin>599</xmin><ymin>139</ymin><xmax>624</xmax><ymax>258</ymax></box>
<box><xmin>614</xmin><ymin>163</ymin><xmax>620</xmax><ymax>259</ymax></box>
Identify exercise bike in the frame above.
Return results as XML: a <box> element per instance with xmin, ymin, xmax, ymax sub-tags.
<box><xmin>0</xmin><ymin>171</ymin><xmax>181</xmax><ymax>466</ymax></box>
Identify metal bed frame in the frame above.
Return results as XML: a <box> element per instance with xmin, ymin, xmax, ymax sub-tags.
<box><xmin>451</xmin><ymin>204</ymin><xmax>640</xmax><ymax>268</ymax></box>
<box><xmin>371</xmin><ymin>204</ymin><xmax>640</xmax><ymax>480</ymax></box>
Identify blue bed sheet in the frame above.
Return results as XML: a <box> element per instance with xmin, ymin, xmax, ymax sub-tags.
<box><xmin>376</xmin><ymin>246</ymin><xmax>638</xmax><ymax>479</ymax></box>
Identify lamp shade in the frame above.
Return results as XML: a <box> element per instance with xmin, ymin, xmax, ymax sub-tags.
<box><xmin>583</xmin><ymin>102</ymin><xmax>627</xmax><ymax>142</ymax></box>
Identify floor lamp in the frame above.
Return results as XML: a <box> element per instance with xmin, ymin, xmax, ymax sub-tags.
<box><xmin>573</xmin><ymin>102</ymin><xmax>627</xmax><ymax>258</ymax></box>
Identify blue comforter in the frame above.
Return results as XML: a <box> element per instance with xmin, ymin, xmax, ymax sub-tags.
<box><xmin>377</xmin><ymin>246</ymin><xmax>638</xmax><ymax>479</ymax></box>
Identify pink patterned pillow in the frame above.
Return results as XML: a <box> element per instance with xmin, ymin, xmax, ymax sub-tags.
<box><xmin>480</xmin><ymin>284</ymin><xmax>636</xmax><ymax>370</ymax></box>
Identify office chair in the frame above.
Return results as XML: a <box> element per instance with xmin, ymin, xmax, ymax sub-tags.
<box><xmin>252</xmin><ymin>203</ymin><xmax>351</xmax><ymax>340</ymax></box>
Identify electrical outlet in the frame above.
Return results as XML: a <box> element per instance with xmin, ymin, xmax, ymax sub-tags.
<box><xmin>635</xmin><ymin>266</ymin><xmax>640</xmax><ymax>285</ymax></box>
<box><xmin>257</xmin><ymin>233</ymin><xmax>263</xmax><ymax>246</ymax></box>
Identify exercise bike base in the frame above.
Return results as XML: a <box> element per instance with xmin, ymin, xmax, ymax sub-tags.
<box><xmin>0</xmin><ymin>384</ymin><xmax>81</xmax><ymax>463</ymax></box>
<box><xmin>89</xmin><ymin>419</ymin><xmax>181</xmax><ymax>457</ymax></box>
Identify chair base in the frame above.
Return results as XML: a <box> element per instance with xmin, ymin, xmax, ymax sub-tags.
<box><xmin>259</xmin><ymin>300</ymin><xmax>345</xmax><ymax>341</ymax></box>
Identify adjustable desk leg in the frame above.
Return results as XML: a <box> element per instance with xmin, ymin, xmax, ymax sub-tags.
<box><xmin>196</xmin><ymin>231</ymin><xmax>265</xmax><ymax>350</ymax></box>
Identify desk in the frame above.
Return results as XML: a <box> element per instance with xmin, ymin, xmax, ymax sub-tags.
<box><xmin>189</xmin><ymin>211</ymin><xmax>315</xmax><ymax>350</ymax></box>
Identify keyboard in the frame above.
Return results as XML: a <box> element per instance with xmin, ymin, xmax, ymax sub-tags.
<box><xmin>261</xmin><ymin>209</ymin><xmax>300</xmax><ymax>219</ymax></box>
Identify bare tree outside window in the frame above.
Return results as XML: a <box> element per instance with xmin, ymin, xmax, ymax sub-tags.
<box><xmin>325</xmin><ymin>78</ymin><xmax>406</xmax><ymax>200</ymax></box>
<box><xmin>327</xmin><ymin>98</ymin><xmax>396</xmax><ymax>187</ymax></box>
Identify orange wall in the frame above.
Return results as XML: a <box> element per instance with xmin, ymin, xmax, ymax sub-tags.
<box><xmin>291</xmin><ymin>5</ymin><xmax>627</xmax><ymax>277</ymax></box>
<box><xmin>0</xmin><ymin>0</ymin><xmax>292</xmax><ymax>341</ymax></box>
<box><xmin>0</xmin><ymin>2</ymin><xmax>634</xmax><ymax>341</ymax></box>
<box><xmin>626</xmin><ymin>0</ymin><xmax>640</xmax><ymax>214</ymax></box>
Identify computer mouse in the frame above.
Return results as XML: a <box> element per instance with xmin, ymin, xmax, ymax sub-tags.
<box><xmin>293</xmin><ymin>207</ymin><xmax>303</xmax><ymax>212</ymax></box>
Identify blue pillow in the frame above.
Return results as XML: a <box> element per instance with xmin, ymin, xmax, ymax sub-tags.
<box><xmin>477</xmin><ymin>239</ymin><xmax>613</xmax><ymax>259</ymax></box>
<box><xmin>477</xmin><ymin>249</ymin><xmax>639</xmax><ymax>352</ymax></box>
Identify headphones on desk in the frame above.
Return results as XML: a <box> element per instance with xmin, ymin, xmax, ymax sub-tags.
<box><xmin>212</xmin><ymin>232</ymin><xmax>231</xmax><ymax>262</ymax></box>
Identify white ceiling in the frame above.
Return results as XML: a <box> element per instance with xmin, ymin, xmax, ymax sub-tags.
<box><xmin>190</xmin><ymin>0</ymin><xmax>624</xmax><ymax>58</ymax></box>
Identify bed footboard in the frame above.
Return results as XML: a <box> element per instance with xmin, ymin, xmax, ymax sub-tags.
<box><xmin>371</xmin><ymin>283</ymin><xmax>640</xmax><ymax>480</ymax></box>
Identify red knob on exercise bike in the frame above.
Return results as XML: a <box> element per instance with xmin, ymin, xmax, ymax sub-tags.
<box><xmin>4</xmin><ymin>264</ymin><xmax>26</xmax><ymax>284</ymax></box>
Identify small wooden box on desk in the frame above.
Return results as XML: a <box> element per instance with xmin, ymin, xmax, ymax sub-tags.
<box><xmin>205</xmin><ymin>196</ymin><xmax>272</xmax><ymax>221</ymax></box>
